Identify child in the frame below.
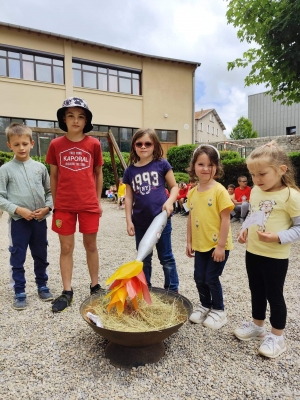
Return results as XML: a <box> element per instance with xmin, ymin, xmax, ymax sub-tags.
<box><xmin>117</xmin><ymin>177</ymin><xmax>126</xmax><ymax>209</ymax></box>
<box><xmin>176</xmin><ymin>182</ymin><xmax>189</xmax><ymax>214</ymax></box>
<box><xmin>234</xmin><ymin>141</ymin><xmax>300</xmax><ymax>358</ymax></box>
<box><xmin>46</xmin><ymin>97</ymin><xmax>103</xmax><ymax>313</ymax></box>
<box><xmin>123</xmin><ymin>128</ymin><xmax>179</xmax><ymax>292</ymax></box>
<box><xmin>0</xmin><ymin>123</ymin><xmax>53</xmax><ymax>310</ymax></box>
<box><xmin>227</xmin><ymin>184</ymin><xmax>235</xmax><ymax>200</ymax></box>
<box><xmin>231</xmin><ymin>176</ymin><xmax>251</xmax><ymax>223</ymax></box>
<box><xmin>186</xmin><ymin>145</ymin><xmax>234</xmax><ymax>329</ymax></box>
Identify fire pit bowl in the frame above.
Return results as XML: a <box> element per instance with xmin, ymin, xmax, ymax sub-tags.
<box><xmin>80</xmin><ymin>287</ymin><xmax>193</xmax><ymax>368</ymax></box>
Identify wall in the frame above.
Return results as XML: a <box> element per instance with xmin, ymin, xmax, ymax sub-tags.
<box><xmin>195</xmin><ymin>112</ymin><xmax>227</xmax><ymax>143</ymax></box>
<box><xmin>248</xmin><ymin>92</ymin><xmax>300</xmax><ymax>137</ymax></box>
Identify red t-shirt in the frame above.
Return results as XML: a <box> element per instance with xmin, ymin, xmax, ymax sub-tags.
<box><xmin>177</xmin><ymin>186</ymin><xmax>189</xmax><ymax>200</ymax></box>
<box><xmin>234</xmin><ymin>186</ymin><xmax>251</xmax><ymax>202</ymax></box>
<box><xmin>46</xmin><ymin>135</ymin><xmax>103</xmax><ymax>212</ymax></box>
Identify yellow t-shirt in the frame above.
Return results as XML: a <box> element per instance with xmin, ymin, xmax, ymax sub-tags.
<box><xmin>187</xmin><ymin>182</ymin><xmax>234</xmax><ymax>252</ymax></box>
<box><xmin>247</xmin><ymin>186</ymin><xmax>300</xmax><ymax>259</ymax></box>
<box><xmin>117</xmin><ymin>183</ymin><xmax>126</xmax><ymax>197</ymax></box>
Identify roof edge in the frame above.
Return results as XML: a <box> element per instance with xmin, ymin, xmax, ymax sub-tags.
<box><xmin>0</xmin><ymin>21</ymin><xmax>201</xmax><ymax>67</ymax></box>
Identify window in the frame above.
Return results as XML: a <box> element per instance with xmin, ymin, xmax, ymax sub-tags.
<box><xmin>286</xmin><ymin>126</ymin><xmax>296</xmax><ymax>135</ymax></box>
<box><xmin>216</xmin><ymin>128</ymin><xmax>219</xmax><ymax>137</ymax></box>
<box><xmin>212</xmin><ymin>127</ymin><xmax>214</xmax><ymax>135</ymax></box>
<box><xmin>200</xmin><ymin>122</ymin><xmax>203</xmax><ymax>131</ymax></box>
<box><xmin>0</xmin><ymin>48</ymin><xmax>64</xmax><ymax>84</ymax></box>
<box><xmin>207</xmin><ymin>125</ymin><xmax>210</xmax><ymax>133</ymax></box>
<box><xmin>72</xmin><ymin>60</ymin><xmax>141</xmax><ymax>95</ymax></box>
<box><xmin>155</xmin><ymin>130</ymin><xmax>177</xmax><ymax>142</ymax></box>
<box><xmin>210</xmin><ymin>114</ymin><xmax>215</xmax><ymax>122</ymax></box>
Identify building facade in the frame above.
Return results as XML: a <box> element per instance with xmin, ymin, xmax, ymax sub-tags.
<box><xmin>248</xmin><ymin>92</ymin><xmax>300</xmax><ymax>137</ymax></box>
<box><xmin>194</xmin><ymin>108</ymin><xmax>227</xmax><ymax>143</ymax></box>
<box><xmin>0</xmin><ymin>22</ymin><xmax>200</xmax><ymax>156</ymax></box>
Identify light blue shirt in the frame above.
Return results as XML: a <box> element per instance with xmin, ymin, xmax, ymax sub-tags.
<box><xmin>0</xmin><ymin>157</ymin><xmax>53</xmax><ymax>221</ymax></box>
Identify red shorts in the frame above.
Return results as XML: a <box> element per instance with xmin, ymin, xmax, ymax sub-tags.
<box><xmin>52</xmin><ymin>210</ymin><xmax>100</xmax><ymax>235</ymax></box>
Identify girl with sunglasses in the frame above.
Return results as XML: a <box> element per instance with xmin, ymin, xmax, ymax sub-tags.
<box><xmin>123</xmin><ymin>128</ymin><xmax>179</xmax><ymax>292</ymax></box>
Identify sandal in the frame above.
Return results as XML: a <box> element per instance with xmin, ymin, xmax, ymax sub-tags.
<box><xmin>51</xmin><ymin>290</ymin><xmax>73</xmax><ymax>313</ymax></box>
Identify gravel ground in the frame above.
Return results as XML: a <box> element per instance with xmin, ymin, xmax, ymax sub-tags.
<box><xmin>1</xmin><ymin>200</ymin><xmax>300</xmax><ymax>400</ymax></box>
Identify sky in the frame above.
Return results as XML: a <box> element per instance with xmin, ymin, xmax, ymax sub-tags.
<box><xmin>1</xmin><ymin>0</ymin><xmax>265</xmax><ymax>136</ymax></box>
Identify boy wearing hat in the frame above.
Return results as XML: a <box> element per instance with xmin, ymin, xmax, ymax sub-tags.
<box><xmin>46</xmin><ymin>97</ymin><xmax>103</xmax><ymax>313</ymax></box>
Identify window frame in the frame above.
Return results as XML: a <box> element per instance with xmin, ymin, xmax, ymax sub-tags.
<box><xmin>0</xmin><ymin>45</ymin><xmax>64</xmax><ymax>84</ymax></box>
<box><xmin>72</xmin><ymin>57</ymin><xmax>141</xmax><ymax>95</ymax></box>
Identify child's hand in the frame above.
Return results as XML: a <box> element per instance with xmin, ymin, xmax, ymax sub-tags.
<box><xmin>127</xmin><ymin>222</ymin><xmax>135</xmax><ymax>236</ymax></box>
<box><xmin>257</xmin><ymin>231</ymin><xmax>279</xmax><ymax>243</ymax></box>
<box><xmin>237</xmin><ymin>229</ymin><xmax>248</xmax><ymax>244</ymax></box>
<box><xmin>212</xmin><ymin>245</ymin><xmax>225</xmax><ymax>262</ymax></box>
<box><xmin>162</xmin><ymin>200</ymin><xmax>174</xmax><ymax>217</ymax></box>
<box><xmin>99</xmin><ymin>202</ymin><xmax>103</xmax><ymax>217</ymax></box>
<box><xmin>16</xmin><ymin>207</ymin><xmax>35</xmax><ymax>221</ymax></box>
<box><xmin>186</xmin><ymin>244</ymin><xmax>194</xmax><ymax>258</ymax></box>
<box><xmin>33</xmin><ymin>207</ymin><xmax>49</xmax><ymax>220</ymax></box>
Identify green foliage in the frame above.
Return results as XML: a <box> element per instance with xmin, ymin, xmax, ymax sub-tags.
<box><xmin>102</xmin><ymin>152</ymin><xmax>130</xmax><ymax>189</ymax></box>
<box><xmin>220</xmin><ymin>150</ymin><xmax>241</xmax><ymax>160</ymax></box>
<box><xmin>31</xmin><ymin>155</ymin><xmax>50</xmax><ymax>172</ymax></box>
<box><xmin>167</xmin><ymin>144</ymin><xmax>197</xmax><ymax>173</ymax></box>
<box><xmin>174</xmin><ymin>172</ymin><xmax>190</xmax><ymax>183</ymax></box>
<box><xmin>219</xmin><ymin>159</ymin><xmax>252</xmax><ymax>188</ymax></box>
<box><xmin>0</xmin><ymin>150</ymin><xmax>13</xmax><ymax>166</ymax></box>
<box><xmin>230</xmin><ymin>117</ymin><xmax>258</xmax><ymax>140</ymax></box>
<box><xmin>227</xmin><ymin>0</ymin><xmax>300</xmax><ymax>104</ymax></box>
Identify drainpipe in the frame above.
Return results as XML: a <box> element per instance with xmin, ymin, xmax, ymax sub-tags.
<box><xmin>192</xmin><ymin>68</ymin><xmax>195</xmax><ymax>144</ymax></box>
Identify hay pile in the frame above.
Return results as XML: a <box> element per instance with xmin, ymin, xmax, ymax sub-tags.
<box><xmin>85</xmin><ymin>293</ymin><xmax>187</xmax><ymax>332</ymax></box>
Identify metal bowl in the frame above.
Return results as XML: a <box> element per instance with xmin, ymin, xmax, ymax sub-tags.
<box><xmin>79</xmin><ymin>287</ymin><xmax>193</xmax><ymax>348</ymax></box>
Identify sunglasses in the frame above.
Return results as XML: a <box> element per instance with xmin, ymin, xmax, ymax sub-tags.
<box><xmin>135</xmin><ymin>142</ymin><xmax>153</xmax><ymax>148</ymax></box>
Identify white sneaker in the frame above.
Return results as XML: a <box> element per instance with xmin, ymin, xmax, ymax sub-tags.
<box><xmin>203</xmin><ymin>309</ymin><xmax>227</xmax><ymax>330</ymax></box>
<box><xmin>189</xmin><ymin>304</ymin><xmax>210</xmax><ymax>324</ymax></box>
<box><xmin>234</xmin><ymin>321</ymin><xmax>266</xmax><ymax>341</ymax></box>
<box><xmin>258</xmin><ymin>333</ymin><xmax>287</xmax><ymax>359</ymax></box>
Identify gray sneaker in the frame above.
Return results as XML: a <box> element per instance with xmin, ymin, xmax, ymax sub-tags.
<box><xmin>234</xmin><ymin>321</ymin><xmax>266</xmax><ymax>341</ymax></box>
<box><xmin>38</xmin><ymin>286</ymin><xmax>54</xmax><ymax>302</ymax></box>
<box><xmin>13</xmin><ymin>293</ymin><xmax>27</xmax><ymax>310</ymax></box>
<box><xmin>258</xmin><ymin>333</ymin><xmax>287</xmax><ymax>358</ymax></box>
<box><xmin>189</xmin><ymin>304</ymin><xmax>210</xmax><ymax>324</ymax></box>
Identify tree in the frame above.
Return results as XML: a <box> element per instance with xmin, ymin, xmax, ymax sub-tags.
<box><xmin>230</xmin><ymin>117</ymin><xmax>258</xmax><ymax>140</ymax></box>
<box><xmin>226</xmin><ymin>0</ymin><xmax>300</xmax><ymax>105</ymax></box>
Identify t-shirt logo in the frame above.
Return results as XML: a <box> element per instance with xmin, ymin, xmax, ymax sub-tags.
<box><xmin>60</xmin><ymin>147</ymin><xmax>91</xmax><ymax>171</ymax></box>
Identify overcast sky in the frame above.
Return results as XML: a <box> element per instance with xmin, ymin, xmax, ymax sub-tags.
<box><xmin>1</xmin><ymin>0</ymin><xmax>265</xmax><ymax>136</ymax></box>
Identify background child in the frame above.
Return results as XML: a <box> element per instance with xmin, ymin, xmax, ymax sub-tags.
<box><xmin>123</xmin><ymin>128</ymin><xmax>179</xmax><ymax>292</ymax></box>
<box><xmin>235</xmin><ymin>141</ymin><xmax>300</xmax><ymax>358</ymax></box>
<box><xmin>117</xmin><ymin>177</ymin><xmax>126</xmax><ymax>209</ymax></box>
<box><xmin>46</xmin><ymin>97</ymin><xmax>103</xmax><ymax>313</ymax></box>
<box><xmin>186</xmin><ymin>145</ymin><xmax>233</xmax><ymax>329</ymax></box>
<box><xmin>227</xmin><ymin>184</ymin><xmax>235</xmax><ymax>200</ymax></box>
<box><xmin>231</xmin><ymin>176</ymin><xmax>251</xmax><ymax>223</ymax></box>
<box><xmin>0</xmin><ymin>123</ymin><xmax>53</xmax><ymax>310</ymax></box>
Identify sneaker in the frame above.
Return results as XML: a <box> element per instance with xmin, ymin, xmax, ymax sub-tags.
<box><xmin>90</xmin><ymin>283</ymin><xmax>102</xmax><ymax>295</ymax></box>
<box><xmin>13</xmin><ymin>293</ymin><xmax>27</xmax><ymax>310</ymax></box>
<box><xmin>234</xmin><ymin>321</ymin><xmax>266</xmax><ymax>341</ymax></box>
<box><xmin>203</xmin><ymin>309</ymin><xmax>227</xmax><ymax>330</ymax></box>
<box><xmin>51</xmin><ymin>290</ymin><xmax>73</xmax><ymax>313</ymax></box>
<box><xmin>231</xmin><ymin>217</ymin><xmax>239</xmax><ymax>222</ymax></box>
<box><xmin>258</xmin><ymin>333</ymin><xmax>287</xmax><ymax>359</ymax></box>
<box><xmin>38</xmin><ymin>286</ymin><xmax>54</xmax><ymax>302</ymax></box>
<box><xmin>189</xmin><ymin>304</ymin><xmax>210</xmax><ymax>324</ymax></box>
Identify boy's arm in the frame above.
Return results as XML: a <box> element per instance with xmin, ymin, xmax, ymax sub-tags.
<box><xmin>33</xmin><ymin>167</ymin><xmax>53</xmax><ymax>220</ymax></box>
<box><xmin>49</xmin><ymin>164</ymin><xmax>58</xmax><ymax>206</ymax></box>
<box><xmin>94</xmin><ymin>165</ymin><xmax>103</xmax><ymax>216</ymax></box>
<box><xmin>0</xmin><ymin>169</ymin><xmax>35</xmax><ymax>220</ymax></box>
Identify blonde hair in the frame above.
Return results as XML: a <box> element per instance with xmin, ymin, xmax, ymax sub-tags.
<box><xmin>5</xmin><ymin>123</ymin><xmax>33</xmax><ymax>142</ymax></box>
<box><xmin>246</xmin><ymin>141</ymin><xmax>299</xmax><ymax>192</ymax></box>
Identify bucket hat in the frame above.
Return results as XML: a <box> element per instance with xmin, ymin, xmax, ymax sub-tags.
<box><xmin>57</xmin><ymin>97</ymin><xmax>93</xmax><ymax>133</ymax></box>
